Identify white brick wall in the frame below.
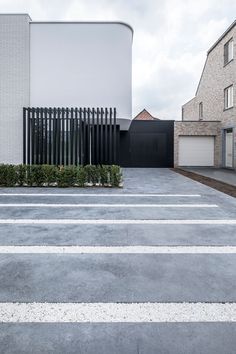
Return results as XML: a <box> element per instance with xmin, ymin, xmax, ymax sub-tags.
<box><xmin>0</xmin><ymin>14</ymin><xmax>30</xmax><ymax>164</ymax></box>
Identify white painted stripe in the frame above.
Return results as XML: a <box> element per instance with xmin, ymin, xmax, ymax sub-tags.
<box><xmin>1</xmin><ymin>246</ymin><xmax>236</xmax><ymax>254</ymax></box>
<box><xmin>0</xmin><ymin>193</ymin><xmax>201</xmax><ymax>197</ymax></box>
<box><xmin>0</xmin><ymin>219</ymin><xmax>234</xmax><ymax>225</ymax></box>
<box><xmin>0</xmin><ymin>303</ymin><xmax>236</xmax><ymax>322</ymax></box>
<box><xmin>0</xmin><ymin>203</ymin><xmax>218</xmax><ymax>208</ymax></box>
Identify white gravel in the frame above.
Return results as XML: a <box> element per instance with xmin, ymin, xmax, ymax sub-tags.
<box><xmin>0</xmin><ymin>203</ymin><xmax>217</xmax><ymax>208</ymax></box>
<box><xmin>0</xmin><ymin>193</ymin><xmax>201</xmax><ymax>197</ymax></box>
<box><xmin>0</xmin><ymin>302</ymin><xmax>236</xmax><ymax>322</ymax></box>
<box><xmin>0</xmin><ymin>219</ymin><xmax>235</xmax><ymax>225</ymax></box>
<box><xmin>1</xmin><ymin>246</ymin><xmax>236</xmax><ymax>254</ymax></box>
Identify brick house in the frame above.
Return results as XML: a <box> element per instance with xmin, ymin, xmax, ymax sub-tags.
<box><xmin>175</xmin><ymin>20</ymin><xmax>236</xmax><ymax>170</ymax></box>
<box><xmin>134</xmin><ymin>109</ymin><xmax>160</xmax><ymax>120</ymax></box>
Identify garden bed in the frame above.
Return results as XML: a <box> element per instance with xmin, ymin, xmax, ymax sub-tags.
<box><xmin>0</xmin><ymin>164</ymin><xmax>122</xmax><ymax>188</ymax></box>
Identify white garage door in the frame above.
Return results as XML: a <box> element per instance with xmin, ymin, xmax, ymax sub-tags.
<box><xmin>179</xmin><ymin>136</ymin><xmax>214</xmax><ymax>166</ymax></box>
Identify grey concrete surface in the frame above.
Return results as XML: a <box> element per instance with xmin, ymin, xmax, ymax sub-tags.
<box><xmin>0</xmin><ymin>204</ymin><xmax>229</xmax><ymax>220</ymax></box>
<box><xmin>1</xmin><ymin>323</ymin><xmax>236</xmax><ymax>354</ymax></box>
<box><xmin>0</xmin><ymin>223</ymin><xmax>236</xmax><ymax>246</ymax></box>
<box><xmin>182</xmin><ymin>167</ymin><xmax>236</xmax><ymax>187</ymax></box>
<box><xmin>1</xmin><ymin>168</ymin><xmax>236</xmax><ymax>353</ymax></box>
<box><xmin>0</xmin><ymin>253</ymin><xmax>236</xmax><ymax>302</ymax></box>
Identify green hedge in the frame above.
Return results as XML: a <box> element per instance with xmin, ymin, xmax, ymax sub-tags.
<box><xmin>0</xmin><ymin>164</ymin><xmax>122</xmax><ymax>188</ymax></box>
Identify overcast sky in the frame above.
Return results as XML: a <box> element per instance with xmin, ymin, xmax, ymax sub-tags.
<box><xmin>1</xmin><ymin>0</ymin><xmax>236</xmax><ymax>119</ymax></box>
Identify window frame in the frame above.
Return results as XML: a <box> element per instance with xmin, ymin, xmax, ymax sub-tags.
<box><xmin>224</xmin><ymin>38</ymin><xmax>234</xmax><ymax>66</ymax></box>
<box><xmin>224</xmin><ymin>85</ymin><xmax>234</xmax><ymax>110</ymax></box>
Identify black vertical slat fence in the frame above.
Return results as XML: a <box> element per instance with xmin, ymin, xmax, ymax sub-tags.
<box><xmin>23</xmin><ymin>107</ymin><xmax>119</xmax><ymax>166</ymax></box>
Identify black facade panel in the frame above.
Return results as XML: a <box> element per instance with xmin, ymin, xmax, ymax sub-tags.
<box><xmin>23</xmin><ymin>109</ymin><xmax>174</xmax><ymax>168</ymax></box>
<box><xmin>23</xmin><ymin>107</ymin><xmax>119</xmax><ymax>166</ymax></box>
<box><xmin>119</xmin><ymin>120</ymin><xmax>174</xmax><ymax>168</ymax></box>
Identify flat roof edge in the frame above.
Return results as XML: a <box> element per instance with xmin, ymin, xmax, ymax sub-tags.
<box><xmin>0</xmin><ymin>13</ymin><xmax>32</xmax><ymax>20</ymax></box>
<box><xmin>177</xmin><ymin>120</ymin><xmax>221</xmax><ymax>123</ymax></box>
<box><xmin>30</xmin><ymin>21</ymin><xmax>133</xmax><ymax>36</ymax></box>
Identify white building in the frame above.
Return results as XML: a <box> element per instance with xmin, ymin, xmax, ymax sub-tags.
<box><xmin>0</xmin><ymin>14</ymin><xmax>133</xmax><ymax>164</ymax></box>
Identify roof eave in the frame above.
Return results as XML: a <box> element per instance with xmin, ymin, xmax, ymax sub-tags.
<box><xmin>207</xmin><ymin>19</ymin><xmax>236</xmax><ymax>55</ymax></box>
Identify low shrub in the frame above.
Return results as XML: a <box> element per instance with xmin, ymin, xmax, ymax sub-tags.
<box><xmin>29</xmin><ymin>165</ymin><xmax>45</xmax><ymax>187</ymax></box>
<box><xmin>84</xmin><ymin>165</ymin><xmax>99</xmax><ymax>185</ymax></box>
<box><xmin>42</xmin><ymin>165</ymin><xmax>58</xmax><ymax>186</ymax></box>
<box><xmin>57</xmin><ymin>166</ymin><xmax>77</xmax><ymax>188</ymax></box>
<box><xmin>0</xmin><ymin>164</ymin><xmax>17</xmax><ymax>187</ymax></box>
<box><xmin>26</xmin><ymin>165</ymin><xmax>34</xmax><ymax>187</ymax></box>
<box><xmin>110</xmin><ymin>165</ymin><xmax>122</xmax><ymax>187</ymax></box>
<box><xmin>16</xmin><ymin>164</ymin><xmax>27</xmax><ymax>186</ymax></box>
<box><xmin>0</xmin><ymin>164</ymin><xmax>122</xmax><ymax>188</ymax></box>
<box><xmin>77</xmin><ymin>166</ymin><xmax>87</xmax><ymax>187</ymax></box>
<box><xmin>99</xmin><ymin>165</ymin><xmax>110</xmax><ymax>186</ymax></box>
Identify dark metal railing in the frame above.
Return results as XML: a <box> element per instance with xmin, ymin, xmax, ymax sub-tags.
<box><xmin>23</xmin><ymin>107</ymin><xmax>119</xmax><ymax>166</ymax></box>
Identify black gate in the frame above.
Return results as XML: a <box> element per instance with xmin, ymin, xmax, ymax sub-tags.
<box><xmin>119</xmin><ymin>120</ymin><xmax>174</xmax><ymax>167</ymax></box>
<box><xmin>23</xmin><ymin>107</ymin><xmax>119</xmax><ymax>166</ymax></box>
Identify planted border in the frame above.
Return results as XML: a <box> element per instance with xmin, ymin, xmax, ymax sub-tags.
<box><xmin>0</xmin><ymin>164</ymin><xmax>122</xmax><ymax>188</ymax></box>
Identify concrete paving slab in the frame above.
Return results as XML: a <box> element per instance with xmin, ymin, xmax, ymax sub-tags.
<box><xmin>0</xmin><ymin>169</ymin><xmax>235</xmax><ymax>217</ymax></box>
<box><xmin>0</xmin><ymin>254</ymin><xmax>236</xmax><ymax>302</ymax></box>
<box><xmin>0</xmin><ymin>205</ymin><xmax>228</xmax><ymax>220</ymax></box>
<box><xmin>0</xmin><ymin>224</ymin><xmax>236</xmax><ymax>246</ymax></box>
<box><xmin>0</xmin><ymin>323</ymin><xmax>236</xmax><ymax>354</ymax></box>
<box><xmin>122</xmin><ymin>168</ymin><xmax>235</xmax><ymax>194</ymax></box>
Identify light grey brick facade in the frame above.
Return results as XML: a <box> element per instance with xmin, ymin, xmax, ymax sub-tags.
<box><xmin>174</xmin><ymin>121</ymin><xmax>221</xmax><ymax>167</ymax></box>
<box><xmin>179</xmin><ymin>21</ymin><xmax>236</xmax><ymax>169</ymax></box>
<box><xmin>0</xmin><ymin>14</ymin><xmax>30</xmax><ymax>164</ymax></box>
<box><xmin>181</xmin><ymin>98</ymin><xmax>197</xmax><ymax>121</ymax></box>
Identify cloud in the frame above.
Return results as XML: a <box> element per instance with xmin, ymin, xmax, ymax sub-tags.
<box><xmin>0</xmin><ymin>0</ymin><xmax>236</xmax><ymax>119</ymax></box>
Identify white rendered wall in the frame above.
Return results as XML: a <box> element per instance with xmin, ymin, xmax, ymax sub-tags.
<box><xmin>30</xmin><ymin>22</ymin><xmax>132</xmax><ymax>130</ymax></box>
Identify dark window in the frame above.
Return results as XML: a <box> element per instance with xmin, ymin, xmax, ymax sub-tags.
<box><xmin>224</xmin><ymin>39</ymin><xmax>234</xmax><ymax>66</ymax></box>
<box><xmin>199</xmin><ymin>102</ymin><xmax>203</xmax><ymax>120</ymax></box>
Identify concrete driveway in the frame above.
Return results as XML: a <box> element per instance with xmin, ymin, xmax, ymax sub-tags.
<box><xmin>0</xmin><ymin>168</ymin><xmax>236</xmax><ymax>353</ymax></box>
<box><xmin>182</xmin><ymin>167</ymin><xmax>236</xmax><ymax>187</ymax></box>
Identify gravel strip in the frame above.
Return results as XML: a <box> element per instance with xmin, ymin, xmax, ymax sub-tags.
<box><xmin>1</xmin><ymin>245</ymin><xmax>236</xmax><ymax>253</ymax></box>
<box><xmin>1</xmin><ymin>303</ymin><xmax>236</xmax><ymax>322</ymax></box>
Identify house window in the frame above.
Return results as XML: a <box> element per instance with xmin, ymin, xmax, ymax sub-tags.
<box><xmin>199</xmin><ymin>102</ymin><xmax>203</xmax><ymax>120</ymax></box>
<box><xmin>224</xmin><ymin>38</ymin><xmax>234</xmax><ymax>65</ymax></box>
<box><xmin>224</xmin><ymin>85</ymin><xmax>234</xmax><ymax>109</ymax></box>
<box><xmin>182</xmin><ymin>107</ymin><xmax>184</xmax><ymax>120</ymax></box>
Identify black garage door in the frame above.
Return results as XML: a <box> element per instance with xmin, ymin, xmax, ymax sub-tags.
<box><xmin>119</xmin><ymin>120</ymin><xmax>174</xmax><ymax>167</ymax></box>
